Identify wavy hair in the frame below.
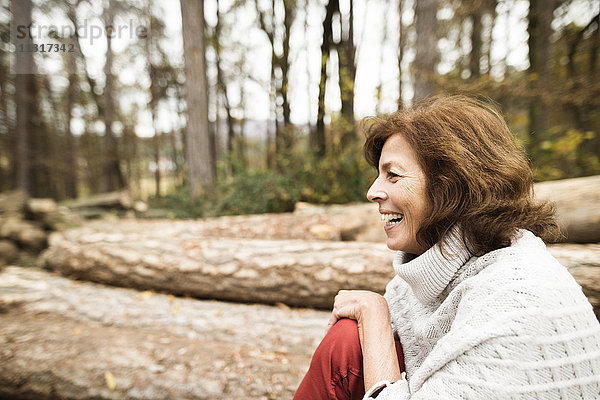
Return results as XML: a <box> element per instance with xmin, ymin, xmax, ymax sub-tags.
<box><xmin>363</xmin><ymin>95</ymin><xmax>560</xmax><ymax>255</ymax></box>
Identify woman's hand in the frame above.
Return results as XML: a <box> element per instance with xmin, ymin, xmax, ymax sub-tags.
<box><xmin>326</xmin><ymin>290</ymin><xmax>391</xmax><ymax>342</ymax></box>
<box><xmin>327</xmin><ymin>290</ymin><xmax>403</xmax><ymax>390</ymax></box>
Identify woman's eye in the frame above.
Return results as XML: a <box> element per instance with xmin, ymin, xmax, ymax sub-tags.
<box><xmin>387</xmin><ymin>172</ymin><xmax>401</xmax><ymax>180</ymax></box>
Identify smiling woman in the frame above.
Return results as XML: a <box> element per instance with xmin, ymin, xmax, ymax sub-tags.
<box><xmin>293</xmin><ymin>95</ymin><xmax>600</xmax><ymax>400</ymax></box>
<box><xmin>366</xmin><ymin>134</ymin><xmax>429</xmax><ymax>255</ymax></box>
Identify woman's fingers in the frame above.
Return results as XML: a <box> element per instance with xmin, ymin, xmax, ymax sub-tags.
<box><xmin>325</xmin><ymin>290</ymin><xmax>370</xmax><ymax>335</ymax></box>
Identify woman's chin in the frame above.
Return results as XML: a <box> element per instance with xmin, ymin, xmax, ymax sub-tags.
<box><xmin>386</xmin><ymin>238</ymin><xmax>403</xmax><ymax>252</ymax></box>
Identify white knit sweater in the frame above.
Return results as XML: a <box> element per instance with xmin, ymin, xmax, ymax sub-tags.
<box><xmin>368</xmin><ymin>229</ymin><xmax>600</xmax><ymax>400</ymax></box>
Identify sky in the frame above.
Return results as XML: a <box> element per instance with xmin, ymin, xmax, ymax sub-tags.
<box><xmin>11</xmin><ymin>0</ymin><xmax>600</xmax><ymax>138</ymax></box>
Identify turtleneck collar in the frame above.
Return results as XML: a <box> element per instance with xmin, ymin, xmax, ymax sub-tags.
<box><xmin>393</xmin><ymin>226</ymin><xmax>473</xmax><ymax>305</ymax></box>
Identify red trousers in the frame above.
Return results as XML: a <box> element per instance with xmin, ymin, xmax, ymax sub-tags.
<box><xmin>293</xmin><ymin>318</ymin><xmax>405</xmax><ymax>400</ymax></box>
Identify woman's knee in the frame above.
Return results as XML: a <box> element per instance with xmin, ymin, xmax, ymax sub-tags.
<box><xmin>317</xmin><ymin>318</ymin><xmax>363</xmax><ymax>368</ymax></box>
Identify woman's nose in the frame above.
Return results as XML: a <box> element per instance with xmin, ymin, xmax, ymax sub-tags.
<box><xmin>367</xmin><ymin>179</ymin><xmax>387</xmax><ymax>202</ymax></box>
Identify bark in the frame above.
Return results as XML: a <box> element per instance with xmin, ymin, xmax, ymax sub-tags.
<box><xmin>102</xmin><ymin>0</ymin><xmax>124</xmax><ymax>193</ymax></box>
<box><xmin>65</xmin><ymin>34</ymin><xmax>78</xmax><ymax>199</ymax></box>
<box><xmin>66</xmin><ymin>0</ymin><xmax>107</xmax><ymax>195</ymax></box>
<box><xmin>526</xmin><ymin>0</ymin><xmax>554</xmax><ymax>155</ymax></box>
<box><xmin>314</xmin><ymin>0</ymin><xmax>337</xmax><ymax>156</ymax></box>
<box><xmin>214</xmin><ymin>0</ymin><xmax>235</xmax><ymax>162</ymax></box>
<box><xmin>256</xmin><ymin>0</ymin><xmax>295</xmax><ymax>162</ymax></box>
<box><xmin>469</xmin><ymin>4</ymin><xmax>482</xmax><ymax>79</ymax></box>
<box><xmin>0</xmin><ymin>14</ymin><xmax>12</xmax><ymax>190</ymax></box>
<box><xmin>281</xmin><ymin>0</ymin><xmax>294</xmax><ymax>129</ymax></box>
<box><xmin>0</xmin><ymin>191</ymin><xmax>57</xmax><ymax>256</ymax></box>
<box><xmin>146</xmin><ymin>2</ymin><xmax>161</xmax><ymax>197</ymax></box>
<box><xmin>547</xmin><ymin>243</ymin><xmax>600</xmax><ymax>319</ymax></box>
<box><xmin>567</xmin><ymin>13</ymin><xmax>599</xmax><ymax>133</ymax></box>
<box><xmin>41</xmin><ymin>224</ymin><xmax>396</xmax><ymax>309</ymax></box>
<box><xmin>13</xmin><ymin>0</ymin><xmax>35</xmax><ymax>194</ymax></box>
<box><xmin>337</xmin><ymin>0</ymin><xmax>355</xmax><ymax>145</ymax></box>
<box><xmin>413</xmin><ymin>0</ymin><xmax>438</xmax><ymax>102</ymax></box>
<box><xmin>63</xmin><ymin>191</ymin><xmax>134</xmax><ymax>210</ymax></box>
<box><xmin>0</xmin><ymin>190</ymin><xmax>28</xmax><ymax>216</ymax></box>
<box><xmin>180</xmin><ymin>0</ymin><xmax>213</xmax><ymax>197</ymax></box>
<box><xmin>533</xmin><ymin>175</ymin><xmax>600</xmax><ymax>243</ymax></box>
<box><xmin>398</xmin><ymin>0</ymin><xmax>405</xmax><ymax>109</ymax></box>
<box><xmin>0</xmin><ymin>266</ymin><xmax>328</xmax><ymax>400</ymax></box>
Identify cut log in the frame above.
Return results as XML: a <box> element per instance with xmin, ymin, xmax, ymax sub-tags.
<box><xmin>40</xmin><ymin>221</ymin><xmax>397</xmax><ymax>309</ymax></box>
<box><xmin>533</xmin><ymin>175</ymin><xmax>600</xmax><ymax>243</ymax></box>
<box><xmin>0</xmin><ymin>240</ymin><xmax>18</xmax><ymax>265</ymax></box>
<box><xmin>0</xmin><ymin>216</ymin><xmax>47</xmax><ymax>251</ymax></box>
<box><xmin>62</xmin><ymin>191</ymin><xmax>134</xmax><ymax>210</ymax></box>
<box><xmin>0</xmin><ymin>190</ymin><xmax>28</xmax><ymax>216</ymax></box>
<box><xmin>40</xmin><ymin>220</ymin><xmax>600</xmax><ymax>316</ymax></box>
<box><xmin>0</xmin><ymin>266</ymin><xmax>328</xmax><ymax>400</ymax></box>
<box><xmin>547</xmin><ymin>243</ymin><xmax>600</xmax><ymax>319</ymax></box>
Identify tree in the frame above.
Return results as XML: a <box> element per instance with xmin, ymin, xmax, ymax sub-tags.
<box><xmin>101</xmin><ymin>0</ymin><xmax>125</xmax><ymax>193</ymax></box>
<box><xmin>180</xmin><ymin>0</ymin><xmax>214</xmax><ymax>197</ymax></box>
<box><xmin>398</xmin><ymin>0</ymin><xmax>406</xmax><ymax>109</ymax></box>
<box><xmin>62</xmin><ymin>8</ymin><xmax>79</xmax><ymax>199</ymax></box>
<box><xmin>12</xmin><ymin>0</ymin><xmax>36</xmax><ymax>194</ymax></box>
<box><xmin>146</xmin><ymin>0</ymin><xmax>162</xmax><ymax>197</ymax></box>
<box><xmin>413</xmin><ymin>0</ymin><xmax>438</xmax><ymax>102</ymax></box>
<box><xmin>336</xmin><ymin>0</ymin><xmax>356</xmax><ymax>146</ymax></box>
<box><xmin>527</xmin><ymin>0</ymin><xmax>556</xmax><ymax>156</ymax></box>
<box><xmin>213</xmin><ymin>0</ymin><xmax>235</xmax><ymax>173</ymax></box>
<box><xmin>0</xmin><ymin>2</ymin><xmax>12</xmax><ymax>190</ymax></box>
<box><xmin>313</xmin><ymin>0</ymin><xmax>338</xmax><ymax>157</ymax></box>
<box><xmin>255</xmin><ymin>0</ymin><xmax>296</xmax><ymax>166</ymax></box>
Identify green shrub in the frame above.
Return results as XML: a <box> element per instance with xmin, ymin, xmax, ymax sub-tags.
<box><xmin>149</xmin><ymin>125</ymin><xmax>376</xmax><ymax>218</ymax></box>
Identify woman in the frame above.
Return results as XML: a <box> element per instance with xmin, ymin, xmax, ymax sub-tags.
<box><xmin>294</xmin><ymin>95</ymin><xmax>600</xmax><ymax>399</ymax></box>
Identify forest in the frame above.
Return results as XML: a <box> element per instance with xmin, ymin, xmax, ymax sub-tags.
<box><xmin>0</xmin><ymin>0</ymin><xmax>598</xmax><ymax>214</ymax></box>
<box><xmin>1</xmin><ymin>0</ymin><xmax>600</xmax><ymax>399</ymax></box>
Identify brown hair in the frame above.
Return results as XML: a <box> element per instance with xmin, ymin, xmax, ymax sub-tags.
<box><xmin>363</xmin><ymin>95</ymin><xmax>560</xmax><ymax>255</ymax></box>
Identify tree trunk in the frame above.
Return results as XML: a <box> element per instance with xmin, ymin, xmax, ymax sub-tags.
<box><xmin>237</xmin><ymin>70</ymin><xmax>248</xmax><ymax>170</ymax></box>
<box><xmin>215</xmin><ymin>0</ymin><xmax>235</xmax><ymax>169</ymax></box>
<box><xmin>180</xmin><ymin>0</ymin><xmax>213</xmax><ymax>198</ymax></box>
<box><xmin>0</xmin><ymin>18</ymin><xmax>12</xmax><ymax>191</ymax></box>
<box><xmin>313</xmin><ymin>0</ymin><xmax>337</xmax><ymax>156</ymax></box>
<box><xmin>398</xmin><ymin>0</ymin><xmax>405</xmax><ymax>109</ymax></box>
<box><xmin>146</xmin><ymin>1</ymin><xmax>161</xmax><ymax>197</ymax></box>
<box><xmin>102</xmin><ymin>0</ymin><xmax>124</xmax><ymax>193</ymax></box>
<box><xmin>0</xmin><ymin>266</ymin><xmax>327</xmax><ymax>400</ymax></box>
<box><xmin>526</xmin><ymin>0</ymin><xmax>554</xmax><ymax>156</ymax></box>
<box><xmin>469</xmin><ymin>4</ymin><xmax>482</xmax><ymax>79</ymax></box>
<box><xmin>65</xmin><ymin>34</ymin><xmax>78</xmax><ymax>199</ymax></box>
<box><xmin>66</xmin><ymin>1</ymin><xmax>107</xmax><ymax>195</ymax></box>
<box><xmin>413</xmin><ymin>0</ymin><xmax>438</xmax><ymax>102</ymax></box>
<box><xmin>281</xmin><ymin>0</ymin><xmax>294</xmax><ymax>129</ymax></box>
<box><xmin>13</xmin><ymin>0</ymin><xmax>35</xmax><ymax>194</ymax></box>
<box><xmin>337</xmin><ymin>0</ymin><xmax>356</xmax><ymax>146</ymax></box>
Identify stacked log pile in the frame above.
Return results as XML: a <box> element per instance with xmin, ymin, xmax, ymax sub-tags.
<box><xmin>0</xmin><ymin>190</ymin><xmax>60</xmax><ymax>266</ymax></box>
<box><xmin>41</xmin><ymin>219</ymin><xmax>600</xmax><ymax>315</ymax></box>
<box><xmin>3</xmin><ymin>175</ymin><xmax>599</xmax><ymax>399</ymax></box>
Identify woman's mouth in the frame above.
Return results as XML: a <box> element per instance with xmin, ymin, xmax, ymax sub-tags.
<box><xmin>381</xmin><ymin>213</ymin><xmax>404</xmax><ymax>228</ymax></box>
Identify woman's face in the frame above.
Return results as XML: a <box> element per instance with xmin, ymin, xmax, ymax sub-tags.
<box><xmin>367</xmin><ymin>134</ymin><xmax>430</xmax><ymax>254</ymax></box>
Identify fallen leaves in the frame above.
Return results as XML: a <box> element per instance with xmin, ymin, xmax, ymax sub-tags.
<box><xmin>104</xmin><ymin>371</ymin><xmax>116</xmax><ymax>391</ymax></box>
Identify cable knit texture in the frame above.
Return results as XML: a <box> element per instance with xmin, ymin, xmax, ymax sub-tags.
<box><xmin>365</xmin><ymin>229</ymin><xmax>600</xmax><ymax>400</ymax></box>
